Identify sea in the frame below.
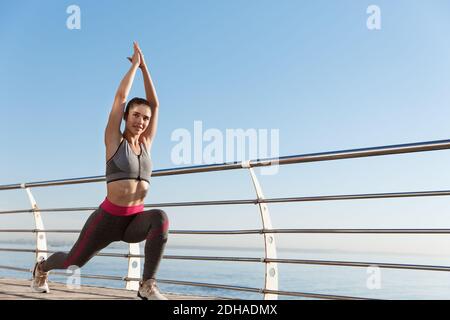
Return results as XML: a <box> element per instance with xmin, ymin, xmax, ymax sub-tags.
<box><xmin>1</xmin><ymin>241</ymin><xmax>450</xmax><ymax>300</ymax></box>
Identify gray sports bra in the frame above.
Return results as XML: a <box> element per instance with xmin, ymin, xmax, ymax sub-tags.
<box><xmin>106</xmin><ymin>138</ymin><xmax>152</xmax><ymax>184</ymax></box>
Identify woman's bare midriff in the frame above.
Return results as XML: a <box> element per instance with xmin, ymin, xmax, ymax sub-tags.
<box><xmin>106</xmin><ymin>179</ymin><xmax>150</xmax><ymax>206</ymax></box>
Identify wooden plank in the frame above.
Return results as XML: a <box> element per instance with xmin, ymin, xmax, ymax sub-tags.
<box><xmin>0</xmin><ymin>278</ymin><xmax>227</xmax><ymax>300</ymax></box>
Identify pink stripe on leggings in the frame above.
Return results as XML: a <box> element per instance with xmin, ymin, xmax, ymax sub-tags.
<box><xmin>146</xmin><ymin>219</ymin><xmax>170</xmax><ymax>241</ymax></box>
<box><xmin>63</xmin><ymin>210</ymin><xmax>105</xmax><ymax>269</ymax></box>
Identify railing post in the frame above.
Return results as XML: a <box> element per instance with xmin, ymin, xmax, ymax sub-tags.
<box><xmin>126</xmin><ymin>243</ymin><xmax>141</xmax><ymax>290</ymax></box>
<box><xmin>22</xmin><ymin>185</ymin><xmax>48</xmax><ymax>263</ymax></box>
<box><xmin>241</xmin><ymin>161</ymin><xmax>279</xmax><ymax>300</ymax></box>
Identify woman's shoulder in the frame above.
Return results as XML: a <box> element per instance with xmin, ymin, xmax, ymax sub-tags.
<box><xmin>106</xmin><ymin>137</ymin><xmax>126</xmax><ymax>163</ymax></box>
<box><xmin>139</xmin><ymin>137</ymin><xmax>153</xmax><ymax>152</ymax></box>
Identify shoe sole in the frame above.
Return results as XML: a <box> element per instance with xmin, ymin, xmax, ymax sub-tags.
<box><xmin>30</xmin><ymin>285</ymin><xmax>50</xmax><ymax>293</ymax></box>
<box><xmin>137</xmin><ymin>291</ymin><xmax>148</xmax><ymax>300</ymax></box>
<box><xmin>137</xmin><ymin>291</ymin><xmax>169</xmax><ymax>300</ymax></box>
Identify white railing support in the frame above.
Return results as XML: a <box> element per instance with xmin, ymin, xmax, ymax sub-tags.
<box><xmin>126</xmin><ymin>243</ymin><xmax>141</xmax><ymax>290</ymax></box>
<box><xmin>23</xmin><ymin>185</ymin><xmax>48</xmax><ymax>263</ymax></box>
<box><xmin>242</xmin><ymin>161</ymin><xmax>279</xmax><ymax>300</ymax></box>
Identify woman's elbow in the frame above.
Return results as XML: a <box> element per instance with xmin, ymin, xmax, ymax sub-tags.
<box><xmin>115</xmin><ymin>93</ymin><xmax>127</xmax><ymax>103</ymax></box>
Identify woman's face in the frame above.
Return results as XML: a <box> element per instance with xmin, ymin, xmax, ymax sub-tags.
<box><xmin>126</xmin><ymin>104</ymin><xmax>151</xmax><ymax>135</ymax></box>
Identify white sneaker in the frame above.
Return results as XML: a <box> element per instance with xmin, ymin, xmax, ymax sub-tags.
<box><xmin>31</xmin><ymin>258</ymin><xmax>50</xmax><ymax>293</ymax></box>
<box><xmin>137</xmin><ymin>279</ymin><xmax>168</xmax><ymax>300</ymax></box>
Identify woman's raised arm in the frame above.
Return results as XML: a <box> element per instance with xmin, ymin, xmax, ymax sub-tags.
<box><xmin>104</xmin><ymin>43</ymin><xmax>141</xmax><ymax>146</ymax></box>
<box><xmin>134</xmin><ymin>43</ymin><xmax>160</xmax><ymax>148</ymax></box>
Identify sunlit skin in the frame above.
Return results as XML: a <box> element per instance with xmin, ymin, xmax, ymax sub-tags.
<box><xmin>104</xmin><ymin>41</ymin><xmax>160</xmax><ymax>206</ymax></box>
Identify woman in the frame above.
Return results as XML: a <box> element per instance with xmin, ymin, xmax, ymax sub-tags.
<box><xmin>31</xmin><ymin>42</ymin><xmax>169</xmax><ymax>300</ymax></box>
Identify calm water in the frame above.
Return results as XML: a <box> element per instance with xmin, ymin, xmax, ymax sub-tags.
<box><xmin>1</xmin><ymin>241</ymin><xmax>450</xmax><ymax>300</ymax></box>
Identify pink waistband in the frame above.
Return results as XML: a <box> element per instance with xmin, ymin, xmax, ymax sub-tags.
<box><xmin>100</xmin><ymin>197</ymin><xmax>144</xmax><ymax>216</ymax></box>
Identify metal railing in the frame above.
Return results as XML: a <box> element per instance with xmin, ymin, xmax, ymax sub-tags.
<box><xmin>1</xmin><ymin>139</ymin><xmax>450</xmax><ymax>300</ymax></box>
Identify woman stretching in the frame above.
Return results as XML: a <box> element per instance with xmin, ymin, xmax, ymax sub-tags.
<box><xmin>31</xmin><ymin>42</ymin><xmax>169</xmax><ymax>300</ymax></box>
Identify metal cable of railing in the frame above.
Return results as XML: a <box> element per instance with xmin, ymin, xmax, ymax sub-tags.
<box><xmin>1</xmin><ymin>139</ymin><xmax>450</xmax><ymax>191</ymax></box>
<box><xmin>0</xmin><ymin>263</ymin><xmax>373</xmax><ymax>300</ymax></box>
<box><xmin>3</xmin><ymin>228</ymin><xmax>450</xmax><ymax>234</ymax></box>
<box><xmin>1</xmin><ymin>139</ymin><xmax>450</xmax><ymax>299</ymax></box>
<box><xmin>1</xmin><ymin>247</ymin><xmax>450</xmax><ymax>272</ymax></box>
<box><xmin>2</xmin><ymin>189</ymin><xmax>450</xmax><ymax>216</ymax></box>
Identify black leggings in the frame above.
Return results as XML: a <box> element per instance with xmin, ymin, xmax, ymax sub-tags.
<box><xmin>41</xmin><ymin>207</ymin><xmax>169</xmax><ymax>281</ymax></box>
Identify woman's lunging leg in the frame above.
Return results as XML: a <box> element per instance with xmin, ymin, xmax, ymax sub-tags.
<box><xmin>122</xmin><ymin>209</ymin><xmax>169</xmax><ymax>280</ymax></box>
<box><xmin>41</xmin><ymin>208</ymin><xmax>122</xmax><ymax>272</ymax></box>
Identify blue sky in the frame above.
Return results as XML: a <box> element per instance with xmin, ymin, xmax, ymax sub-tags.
<box><xmin>1</xmin><ymin>1</ymin><xmax>450</xmax><ymax>253</ymax></box>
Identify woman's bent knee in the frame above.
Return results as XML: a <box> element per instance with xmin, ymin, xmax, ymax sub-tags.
<box><xmin>151</xmin><ymin>209</ymin><xmax>169</xmax><ymax>228</ymax></box>
<box><xmin>159</xmin><ymin>209</ymin><xmax>169</xmax><ymax>232</ymax></box>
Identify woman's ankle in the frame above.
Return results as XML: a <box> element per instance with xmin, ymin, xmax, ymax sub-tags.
<box><xmin>38</xmin><ymin>260</ymin><xmax>47</xmax><ymax>273</ymax></box>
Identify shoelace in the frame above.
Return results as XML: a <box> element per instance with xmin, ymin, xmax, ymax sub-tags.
<box><xmin>35</xmin><ymin>263</ymin><xmax>48</xmax><ymax>286</ymax></box>
<box><xmin>140</xmin><ymin>280</ymin><xmax>160</xmax><ymax>296</ymax></box>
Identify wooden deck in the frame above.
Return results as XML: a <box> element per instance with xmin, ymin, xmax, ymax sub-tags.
<box><xmin>0</xmin><ymin>278</ymin><xmax>227</xmax><ymax>300</ymax></box>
